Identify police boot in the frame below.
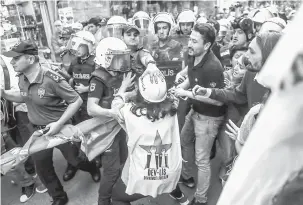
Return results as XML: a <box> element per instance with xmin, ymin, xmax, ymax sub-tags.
<box><xmin>63</xmin><ymin>163</ymin><xmax>78</xmax><ymax>181</ymax></box>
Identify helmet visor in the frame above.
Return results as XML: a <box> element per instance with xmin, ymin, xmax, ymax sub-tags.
<box><xmin>107</xmin><ymin>25</ymin><xmax>124</xmax><ymax>38</ymax></box>
<box><xmin>134</xmin><ymin>19</ymin><xmax>150</xmax><ymax>30</ymax></box>
<box><xmin>107</xmin><ymin>53</ymin><xmax>131</xmax><ymax>72</ymax></box>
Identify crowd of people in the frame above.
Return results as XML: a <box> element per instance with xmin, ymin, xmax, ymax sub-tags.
<box><xmin>1</xmin><ymin>2</ymin><xmax>301</xmax><ymax>205</ymax></box>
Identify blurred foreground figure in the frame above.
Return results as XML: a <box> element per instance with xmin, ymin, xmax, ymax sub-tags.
<box><xmin>217</xmin><ymin>7</ymin><xmax>303</xmax><ymax>205</ymax></box>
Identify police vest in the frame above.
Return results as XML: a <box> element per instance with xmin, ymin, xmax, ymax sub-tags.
<box><xmin>71</xmin><ymin>56</ymin><xmax>95</xmax><ymax>86</ymax></box>
<box><xmin>89</xmin><ymin>68</ymin><xmax>124</xmax><ymax>109</ymax></box>
<box><xmin>130</xmin><ymin>48</ymin><xmax>148</xmax><ymax>75</ymax></box>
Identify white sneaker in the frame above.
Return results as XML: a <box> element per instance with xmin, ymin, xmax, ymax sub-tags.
<box><xmin>169</xmin><ymin>193</ymin><xmax>190</xmax><ymax>205</ymax></box>
<box><xmin>35</xmin><ymin>183</ymin><xmax>47</xmax><ymax>193</ymax></box>
<box><xmin>20</xmin><ymin>184</ymin><xmax>35</xmax><ymax>203</ymax></box>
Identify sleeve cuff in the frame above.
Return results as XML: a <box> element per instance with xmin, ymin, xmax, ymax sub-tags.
<box><xmin>204</xmin><ymin>88</ymin><xmax>212</xmax><ymax>98</ymax></box>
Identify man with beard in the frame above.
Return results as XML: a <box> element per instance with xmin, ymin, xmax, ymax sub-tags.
<box><xmin>192</xmin><ymin>31</ymin><xmax>281</xmax><ymax>111</ymax></box>
<box><xmin>170</xmin><ymin>23</ymin><xmax>226</xmax><ymax>205</ymax></box>
<box><xmin>150</xmin><ymin>12</ymin><xmax>183</xmax><ymax>62</ymax></box>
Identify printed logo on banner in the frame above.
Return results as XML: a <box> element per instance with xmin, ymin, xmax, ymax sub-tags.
<box><xmin>140</xmin><ymin>130</ymin><xmax>172</xmax><ymax>180</ymax></box>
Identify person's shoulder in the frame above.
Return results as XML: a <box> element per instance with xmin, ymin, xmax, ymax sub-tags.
<box><xmin>70</xmin><ymin>57</ymin><xmax>78</xmax><ymax>66</ymax></box>
<box><xmin>86</xmin><ymin>55</ymin><xmax>96</xmax><ymax>65</ymax></box>
<box><xmin>206</xmin><ymin>52</ymin><xmax>224</xmax><ymax>71</ymax></box>
<box><xmin>90</xmin><ymin>75</ymin><xmax>105</xmax><ymax>86</ymax></box>
<box><xmin>43</xmin><ymin>67</ymin><xmax>65</xmax><ymax>83</ymax></box>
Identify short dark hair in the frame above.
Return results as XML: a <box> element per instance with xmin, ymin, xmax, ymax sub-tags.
<box><xmin>229</xmin><ymin>46</ymin><xmax>248</xmax><ymax>59</ymax></box>
<box><xmin>87</xmin><ymin>17</ymin><xmax>101</xmax><ymax>26</ymax></box>
<box><xmin>193</xmin><ymin>23</ymin><xmax>216</xmax><ymax>48</ymax></box>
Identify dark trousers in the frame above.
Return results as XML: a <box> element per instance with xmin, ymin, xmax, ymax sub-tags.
<box><xmin>29</xmin><ymin>124</ymin><xmax>96</xmax><ymax>199</ymax></box>
<box><xmin>98</xmin><ymin>129</ymin><xmax>127</xmax><ymax>205</ymax></box>
<box><xmin>15</xmin><ymin>111</ymin><xmax>35</xmax><ymax>174</ymax></box>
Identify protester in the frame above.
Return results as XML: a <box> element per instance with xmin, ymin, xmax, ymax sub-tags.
<box><xmin>1</xmin><ymin>41</ymin><xmax>100</xmax><ymax>205</ymax></box>
<box><xmin>192</xmin><ymin>31</ymin><xmax>281</xmax><ymax>110</ymax></box>
<box><xmin>259</xmin><ymin>17</ymin><xmax>286</xmax><ymax>33</ymax></box>
<box><xmin>51</xmin><ymin>20</ymin><xmax>66</xmax><ymax>62</ymax></box>
<box><xmin>110</xmin><ymin>72</ymin><xmax>188</xmax><ymax>205</ymax></box>
<box><xmin>170</xmin><ymin>23</ymin><xmax>226</xmax><ymax>205</ymax></box>
<box><xmin>87</xmin><ymin>17</ymin><xmax>107</xmax><ymax>43</ymax></box>
<box><xmin>220</xmin><ymin>17</ymin><xmax>254</xmax><ymax>69</ymax></box>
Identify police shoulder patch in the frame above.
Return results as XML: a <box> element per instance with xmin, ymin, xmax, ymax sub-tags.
<box><xmin>45</xmin><ymin>71</ymin><xmax>63</xmax><ymax>83</ymax></box>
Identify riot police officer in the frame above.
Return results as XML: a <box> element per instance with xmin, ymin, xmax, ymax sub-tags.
<box><xmin>150</xmin><ymin>12</ymin><xmax>183</xmax><ymax>62</ymax></box>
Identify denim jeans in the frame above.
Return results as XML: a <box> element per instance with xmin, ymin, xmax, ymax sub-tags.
<box><xmin>181</xmin><ymin>109</ymin><xmax>223</xmax><ymax>203</ymax></box>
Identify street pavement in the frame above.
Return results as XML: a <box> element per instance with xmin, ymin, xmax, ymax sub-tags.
<box><xmin>1</xmin><ymin>145</ymin><xmax>224</xmax><ymax>205</ymax></box>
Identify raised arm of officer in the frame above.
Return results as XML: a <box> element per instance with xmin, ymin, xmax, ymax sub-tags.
<box><xmin>140</xmin><ymin>50</ymin><xmax>163</xmax><ymax>83</ymax></box>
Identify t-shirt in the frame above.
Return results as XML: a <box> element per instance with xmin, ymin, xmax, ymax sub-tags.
<box><xmin>187</xmin><ymin>51</ymin><xmax>226</xmax><ymax>117</ymax></box>
<box><xmin>18</xmin><ymin>65</ymin><xmax>79</xmax><ymax>125</ymax></box>
<box><xmin>112</xmin><ymin>97</ymin><xmax>182</xmax><ymax>197</ymax></box>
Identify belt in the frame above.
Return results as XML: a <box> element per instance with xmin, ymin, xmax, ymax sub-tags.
<box><xmin>32</xmin><ymin>125</ymin><xmax>47</xmax><ymax>130</ymax></box>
